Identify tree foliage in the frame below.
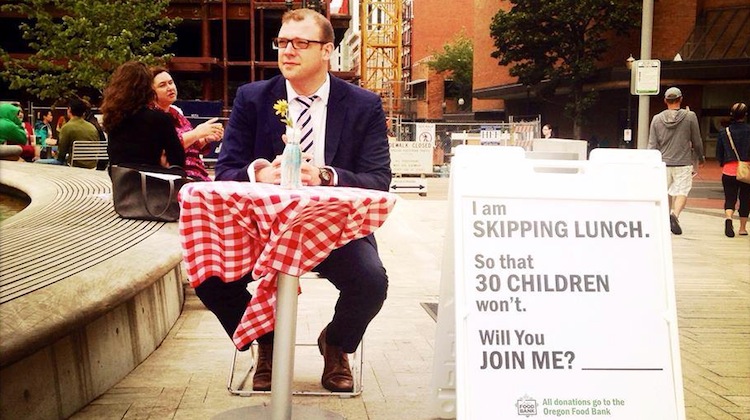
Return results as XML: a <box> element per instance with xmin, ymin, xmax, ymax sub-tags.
<box><xmin>427</xmin><ymin>33</ymin><xmax>473</xmax><ymax>108</ymax></box>
<box><xmin>0</xmin><ymin>0</ymin><xmax>180</xmax><ymax>102</ymax></box>
<box><xmin>489</xmin><ymin>0</ymin><xmax>640</xmax><ymax>136</ymax></box>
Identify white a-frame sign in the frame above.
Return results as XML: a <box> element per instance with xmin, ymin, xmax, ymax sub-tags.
<box><xmin>431</xmin><ymin>146</ymin><xmax>685</xmax><ymax>419</ymax></box>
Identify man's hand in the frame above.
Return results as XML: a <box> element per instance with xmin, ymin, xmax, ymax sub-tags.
<box><xmin>300</xmin><ymin>159</ymin><xmax>321</xmax><ymax>186</ymax></box>
<box><xmin>255</xmin><ymin>157</ymin><xmax>281</xmax><ymax>184</ymax></box>
<box><xmin>256</xmin><ymin>152</ymin><xmax>319</xmax><ymax>185</ymax></box>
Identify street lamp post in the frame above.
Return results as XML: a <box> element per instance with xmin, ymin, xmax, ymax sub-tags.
<box><xmin>636</xmin><ymin>0</ymin><xmax>655</xmax><ymax>149</ymax></box>
<box><xmin>625</xmin><ymin>54</ymin><xmax>635</xmax><ymax>148</ymax></box>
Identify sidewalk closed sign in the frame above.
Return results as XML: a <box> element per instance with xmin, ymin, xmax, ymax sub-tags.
<box><xmin>431</xmin><ymin>147</ymin><xmax>685</xmax><ymax>419</ymax></box>
<box><xmin>389</xmin><ymin>123</ymin><xmax>435</xmax><ymax>174</ymax></box>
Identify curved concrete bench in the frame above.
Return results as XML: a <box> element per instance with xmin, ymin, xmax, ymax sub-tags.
<box><xmin>0</xmin><ymin>144</ymin><xmax>22</xmax><ymax>160</ymax></box>
<box><xmin>0</xmin><ymin>161</ymin><xmax>185</xmax><ymax>419</ymax></box>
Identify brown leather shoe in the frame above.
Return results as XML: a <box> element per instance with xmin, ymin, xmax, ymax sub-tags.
<box><xmin>317</xmin><ymin>328</ymin><xmax>354</xmax><ymax>392</ymax></box>
<box><xmin>252</xmin><ymin>342</ymin><xmax>273</xmax><ymax>391</ymax></box>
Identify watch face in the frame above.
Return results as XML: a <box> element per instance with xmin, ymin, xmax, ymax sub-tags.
<box><xmin>320</xmin><ymin>168</ymin><xmax>331</xmax><ymax>184</ymax></box>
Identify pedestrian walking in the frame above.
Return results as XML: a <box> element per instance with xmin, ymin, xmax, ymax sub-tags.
<box><xmin>715</xmin><ymin>102</ymin><xmax>749</xmax><ymax>237</ymax></box>
<box><xmin>648</xmin><ymin>87</ymin><xmax>705</xmax><ymax>235</ymax></box>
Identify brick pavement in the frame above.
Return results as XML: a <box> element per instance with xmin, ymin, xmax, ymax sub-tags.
<box><xmin>71</xmin><ymin>169</ymin><xmax>748</xmax><ymax>420</ymax></box>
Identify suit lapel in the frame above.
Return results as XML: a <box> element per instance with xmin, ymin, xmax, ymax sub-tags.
<box><xmin>268</xmin><ymin>77</ymin><xmax>288</xmax><ymax>156</ymax></box>
<box><xmin>324</xmin><ymin>76</ymin><xmax>347</xmax><ymax>164</ymax></box>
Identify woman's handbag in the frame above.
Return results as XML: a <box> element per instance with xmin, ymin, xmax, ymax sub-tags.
<box><xmin>737</xmin><ymin>161</ymin><xmax>750</xmax><ymax>184</ymax></box>
<box><xmin>726</xmin><ymin>127</ymin><xmax>750</xmax><ymax>184</ymax></box>
<box><xmin>110</xmin><ymin>164</ymin><xmax>191</xmax><ymax>222</ymax></box>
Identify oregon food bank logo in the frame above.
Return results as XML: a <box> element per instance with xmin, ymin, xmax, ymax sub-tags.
<box><xmin>515</xmin><ymin>395</ymin><xmax>538</xmax><ymax>417</ymax></box>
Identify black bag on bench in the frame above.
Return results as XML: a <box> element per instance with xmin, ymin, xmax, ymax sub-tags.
<box><xmin>110</xmin><ymin>164</ymin><xmax>191</xmax><ymax>222</ymax></box>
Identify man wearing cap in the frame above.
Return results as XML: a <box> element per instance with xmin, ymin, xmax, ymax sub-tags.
<box><xmin>648</xmin><ymin>87</ymin><xmax>705</xmax><ymax>235</ymax></box>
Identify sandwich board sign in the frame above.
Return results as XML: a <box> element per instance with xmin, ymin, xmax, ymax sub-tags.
<box><xmin>430</xmin><ymin>146</ymin><xmax>685</xmax><ymax>419</ymax></box>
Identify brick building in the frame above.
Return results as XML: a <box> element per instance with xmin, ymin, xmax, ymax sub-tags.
<box><xmin>3</xmin><ymin>0</ymin><xmax>747</xmax><ymax>153</ymax></box>
<box><xmin>403</xmin><ymin>0</ymin><xmax>474</xmax><ymax>121</ymax></box>
<box><xmin>0</xmin><ymin>0</ymin><xmax>473</xmax><ymax>123</ymax></box>
<box><xmin>471</xmin><ymin>0</ymin><xmax>750</xmax><ymax>153</ymax></box>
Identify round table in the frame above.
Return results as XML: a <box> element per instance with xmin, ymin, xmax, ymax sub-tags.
<box><xmin>179</xmin><ymin>182</ymin><xmax>397</xmax><ymax>419</ymax></box>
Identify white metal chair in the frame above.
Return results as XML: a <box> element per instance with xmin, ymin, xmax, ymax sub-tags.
<box><xmin>226</xmin><ymin>341</ymin><xmax>364</xmax><ymax>398</ymax></box>
<box><xmin>226</xmin><ymin>273</ymin><xmax>364</xmax><ymax>398</ymax></box>
<box><xmin>69</xmin><ymin>141</ymin><xmax>108</xmax><ymax>168</ymax></box>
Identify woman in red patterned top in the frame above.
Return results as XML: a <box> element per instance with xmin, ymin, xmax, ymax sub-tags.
<box><xmin>151</xmin><ymin>66</ymin><xmax>224</xmax><ymax>181</ymax></box>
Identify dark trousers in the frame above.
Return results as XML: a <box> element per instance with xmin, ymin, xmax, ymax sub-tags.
<box><xmin>195</xmin><ymin>235</ymin><xmax>388</xmax><ymax>353</ymax></box>
<box><xmin>723</xmin><ymin>174</ymin><xmax>750</xmax><ymax>217</ymax></box>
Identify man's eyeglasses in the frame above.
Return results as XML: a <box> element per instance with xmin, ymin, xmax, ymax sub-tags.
<box><xmin>272</xmin><ymin>37</ymin><xmax>327</xmax><ymax>50</ymax></box>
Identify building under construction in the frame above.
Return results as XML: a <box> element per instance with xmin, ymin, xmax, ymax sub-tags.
<box><xmin>0</xmin><ymin>0</ymin><xmax>416</xmax><ymax>117</ymax></box>
<box><xmin>164</xmin><ymin>0</ymin><xmax>354</xmax><ymax>109</ymax></box>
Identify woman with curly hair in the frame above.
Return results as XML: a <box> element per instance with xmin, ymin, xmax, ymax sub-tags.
<box><xmin>101</xmin><ymin>61</ymin><xmax>185</xmax><ymax>168</ymax></box>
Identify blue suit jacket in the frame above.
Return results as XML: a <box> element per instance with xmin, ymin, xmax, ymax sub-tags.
<box><xmin>215</xmin><ymin>75</ymin><xmax>391</xmax><ymax>191</ymax></box>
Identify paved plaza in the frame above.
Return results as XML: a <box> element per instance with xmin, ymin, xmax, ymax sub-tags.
<box><xmin>70</xmin><ymin>165</ymin><xmax>748</xmax><ymax>420</ymax></box>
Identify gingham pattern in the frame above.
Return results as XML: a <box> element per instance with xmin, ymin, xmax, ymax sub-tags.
<box><xmin>178</xmin><ymin>182</ymin><xmax>396</xmax><ymax>350</ymax></box>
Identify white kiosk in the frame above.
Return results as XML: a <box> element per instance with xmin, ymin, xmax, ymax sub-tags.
<box><xmin>430</xmin><ymin>146</ymin><xmax>685</xmax><ymax>419</ymax></box>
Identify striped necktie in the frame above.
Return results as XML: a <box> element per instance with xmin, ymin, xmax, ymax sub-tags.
<box><xmin>295</xmin><ymin>95</ymin><xmax>318</xmax><ymax>153</ymax></box>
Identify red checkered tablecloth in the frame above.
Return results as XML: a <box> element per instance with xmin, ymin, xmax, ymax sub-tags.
<box><xmin>178</xmin><ymin>182</ymin><xmax>397</xmax><ymax>350</ymax></box>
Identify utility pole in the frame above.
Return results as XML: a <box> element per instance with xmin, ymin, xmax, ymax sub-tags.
<box><xmin>637</xmin><ymin>0</ymin><xmax>654</xmax><ymax>149</ymax></box>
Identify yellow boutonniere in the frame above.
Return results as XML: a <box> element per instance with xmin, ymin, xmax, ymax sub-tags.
<box><xmin>273</xmin><ymin>99</ymin><xmax>293</xmax><ymax>127</ymax></box>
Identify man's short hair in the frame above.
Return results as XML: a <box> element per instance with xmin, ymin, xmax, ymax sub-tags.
<box><xmin>281</xmin><ymin>8</ymin><xmax>334</xmax><ymax>44</ymax></box>
<box><xmin>68</xmin><ymin>97</ymin><xmax>89</xmax><ymax>117</ymax></box>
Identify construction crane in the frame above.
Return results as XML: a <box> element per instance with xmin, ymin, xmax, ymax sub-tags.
<box><xmin>359</xmin><ymin>0</ymin><xmax>403</xmax><ymax>117</ymax></box>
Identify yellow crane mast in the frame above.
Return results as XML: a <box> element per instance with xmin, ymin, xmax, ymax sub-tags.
<box><xmin>360</xmin><ymin>0</ymin><xmax>402</xmax><ymax>116</ymax></box>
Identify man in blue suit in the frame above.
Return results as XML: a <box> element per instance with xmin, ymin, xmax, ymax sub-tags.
<box><xmin>201</xmin><ymin>8</ymin><xmax>392</xmax><ymax>393</ymax></box>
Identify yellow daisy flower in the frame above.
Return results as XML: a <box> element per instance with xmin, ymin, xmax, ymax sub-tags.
<box><xmin>273</xmin><ymin>99</ymin><xmax>293</xmax><ymax>127</ymax></box>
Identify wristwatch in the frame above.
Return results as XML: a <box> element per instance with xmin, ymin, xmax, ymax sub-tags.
<box><xmin>319</xmin><ymin>167</ymin><xmax>333</xmax><ymax>186</ymax></box>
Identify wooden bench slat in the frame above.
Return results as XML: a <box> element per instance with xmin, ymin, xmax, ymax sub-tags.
<box><xmin>0</xmin><ymin>164</ymin><xmax>174</xmax><ymax>305</ymax></box>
